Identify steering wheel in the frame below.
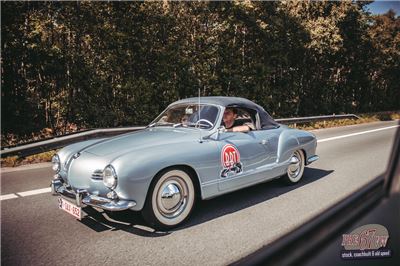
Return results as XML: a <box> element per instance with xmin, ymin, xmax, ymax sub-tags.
<box><xmin>195</xmin><ymin>119</ymin><xmax>214</xmax><ymax>129</ymax></box>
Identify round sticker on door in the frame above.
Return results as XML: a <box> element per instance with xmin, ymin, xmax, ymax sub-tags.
<box><xmin>220</xmin><ymin>144</ymin><xmax>243</xmax><ymax>178</ymax></box>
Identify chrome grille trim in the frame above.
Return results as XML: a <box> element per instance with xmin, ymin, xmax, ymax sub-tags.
<box><xmin>91</xmin><ymin>169</ymin><xmax>103</xmax><ymax>180</ymax></box>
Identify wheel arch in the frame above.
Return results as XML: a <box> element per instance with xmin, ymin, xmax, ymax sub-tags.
<box><xmin>300</xmin><ymin>148</ymin><xmax>307</xmax><ymax>161</ymax></box>
<box><xmin>146</xmin><ymin>164</ymin><xmax>202</xmax><ymax>202</ymax></box>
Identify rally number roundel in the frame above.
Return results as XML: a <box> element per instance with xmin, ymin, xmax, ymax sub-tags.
<box><xmin>221</xmin><ymin>144</ymin><xmax>241</xmax><ymax>168</ymax></box>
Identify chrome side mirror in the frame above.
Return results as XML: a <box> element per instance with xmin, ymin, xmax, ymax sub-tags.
<box><xmin>202</xmin><ymin>126</ymin><xmax>225</xmax><ymax>141</ymax></box>
<box><xmin>218</xmin><ymin>126</ymin><xmax>226</xmax><ymax>133</ymax></box>
<box><xmin>215</xmin><ymin>126</ymin><xmax>226</xmax><ymax>140</ymax></box>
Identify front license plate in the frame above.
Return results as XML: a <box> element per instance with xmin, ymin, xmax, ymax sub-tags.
<box><xmin>58</xmin><ymin>197</ymin><xmax>81</xmax><ymax>220</ymax></box>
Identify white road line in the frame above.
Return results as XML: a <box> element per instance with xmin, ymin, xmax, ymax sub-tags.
<box><xmin>318</xmin><ymin>125</ymin><xmax>399</xmax><ymax>143</ymax></box>
<box><xmin>1</xmin><ymin>187</ymin><xmax>51</xmax><ymax>200</ymax></box>
<box><xmin>0</xmin><ymin>193</ymin><xmax>19</xmax><ymax>201</ymax></box>
<box><xmin>16</xmin><ymin>187</ymin><xmax>51</xmax><ymax>197</ymax></box>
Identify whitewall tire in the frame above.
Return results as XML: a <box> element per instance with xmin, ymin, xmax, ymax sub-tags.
<box><xmin>283</xmin><ymin>150</ymin><xmax>305</xmax><ymax>184</ymax></box>
<box><xmin>142</xmin><ymin>169</ymin><xmax>196</xmax><ymax>230</ymax></box>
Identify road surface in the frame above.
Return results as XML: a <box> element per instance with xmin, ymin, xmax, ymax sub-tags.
<box><xmin>1</xmin><ymin>120</ymin><xmax>398</xmax><ymax>265</ymax></box>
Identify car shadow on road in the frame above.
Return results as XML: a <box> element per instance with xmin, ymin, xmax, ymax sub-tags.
<box><xmin>182</xmin><ymin>167</ymin><xmax>333</xmax><ymax>229</ymax></box>
<box><xmin>79</xmin><ymin>167</ymin><xmax>333</xmax><ymax>236</ymax></box>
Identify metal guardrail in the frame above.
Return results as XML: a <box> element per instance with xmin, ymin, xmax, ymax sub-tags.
<box><xmin>275</xmin><ymin>114</ymin><xmax>360</xmax><ymax>124</ymax></box>
<box><xmin>0</xmin><ymin>114</ymin><xmax>360</xmax><ymax>158</ymax></box>
<box><xmin>1</xmin><ymin>127</ymin><xmax>145</xmax><ymax>158</ymax></box>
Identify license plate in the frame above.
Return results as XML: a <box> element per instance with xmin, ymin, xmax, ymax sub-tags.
<box><xmin>58</xmin><ymin>197</ymin><xmax>82</xmax><ymax>220</ymax></box>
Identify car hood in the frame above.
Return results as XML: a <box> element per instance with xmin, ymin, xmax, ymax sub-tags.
<box><xmin>81</xmin><ymin>127</ymin><xmax>200</xmax><ymax>157</ymax></box>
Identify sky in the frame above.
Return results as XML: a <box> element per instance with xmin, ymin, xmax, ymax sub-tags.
<box><xmin>367</xmin><ymin>0</ymin><xmax>400</xmax><ymax>15</ymax></box>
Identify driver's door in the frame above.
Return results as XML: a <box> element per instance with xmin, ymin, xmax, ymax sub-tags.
<box><xmin>217</xmin><ymin>131</ymin><xmax>273</xmax><ymax>191</ymax></box>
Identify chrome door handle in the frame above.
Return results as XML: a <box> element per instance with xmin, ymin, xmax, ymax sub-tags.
<box><xmin>260</xmin><ymin>139</ymin><xmax>268</xmax><ymax>145</ymax></box>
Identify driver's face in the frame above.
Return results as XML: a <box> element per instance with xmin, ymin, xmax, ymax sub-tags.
<box><xmin>223</xmin><ymin>109</ymin><xmax>236</xmax><ymax>124</ymax></box>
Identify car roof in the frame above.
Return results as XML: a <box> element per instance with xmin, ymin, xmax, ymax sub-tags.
<box><xmin>170</xmin><ymin>96</ymin><xmax>279</xmax><ymax>129</ymax></box>
<box><xmin>171</xmin><ymin>96</ymin><xmax>259</xmax><ymax>108</ymax></box>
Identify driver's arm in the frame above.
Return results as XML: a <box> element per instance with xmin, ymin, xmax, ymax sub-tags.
<box><xmin>227</xmin><ymin>125</ymin><xmax>251</xmax><ymax>132</ymax></box>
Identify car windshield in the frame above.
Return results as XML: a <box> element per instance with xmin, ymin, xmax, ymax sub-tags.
<box><xmin>150</xmin><ymin>104</ymin><xmax>219</xmax><ymax>130</ymax></box>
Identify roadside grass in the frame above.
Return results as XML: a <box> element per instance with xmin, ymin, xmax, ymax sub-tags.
<box><xmin>1</xmin><ymin>150</ymin><xmax>57</xmax><ymax>168</ymax></box>
<box><xmin>293</xmin><ymin>112</ymin><xmax>400</xmax><ymax>130</ymax></box>
<box><xmin>1</xmin><ymin>111</ymin><xmax>399</xmax><ymax>168</ymax></box>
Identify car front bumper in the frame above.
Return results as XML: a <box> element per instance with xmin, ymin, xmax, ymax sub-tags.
<box><xmin>50</xmin><ymin>175</ymin><xmax>136</xmax><ymax>211</ymax></box>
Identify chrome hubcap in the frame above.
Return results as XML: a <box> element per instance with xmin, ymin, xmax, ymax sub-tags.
<box><xmin>288</xmin><ymin>151</ymin><xmax>302</xmax><ymax>179</ymax></box>
<box><xmin>157</xmin><ymin>178</ymin><xmax>187</xmax><ymax>219</ymax></box>
<box><xmin>161</xmin><ymin>183</ymin><xmax>182</xmax><ymax>210</ymax></box>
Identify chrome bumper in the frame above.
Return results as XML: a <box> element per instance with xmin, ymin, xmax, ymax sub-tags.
<box><xmin>50</xmin><ymin>176</ymin><xmax>136</xmax><ymax>211</ymax></box>
<box><xmin>307</xmin><ymin>155</ymin><xmax>319</xmax><ymax>165</ymax></box>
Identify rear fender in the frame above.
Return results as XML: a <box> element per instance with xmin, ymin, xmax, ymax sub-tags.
<box><xmin>277</xmin><ymin>130</ymin><xmax>300</xmax><ymax>163</ymax></box>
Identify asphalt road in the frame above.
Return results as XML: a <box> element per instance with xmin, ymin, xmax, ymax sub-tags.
<box><xmin>1</xmin><ymin>120</ymin><xmax>399</xmax><ymax>265</ymax></box>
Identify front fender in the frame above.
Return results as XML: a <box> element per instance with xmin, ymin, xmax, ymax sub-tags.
<box><xmin>110</xmin><ymin>139</ymin><xmax>219</xmax><ymax>211</ymax></box>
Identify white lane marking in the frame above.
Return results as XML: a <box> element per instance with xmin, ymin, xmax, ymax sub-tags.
<box><xmin>0</xmin><ymin>193</ymin><xmax>19</xmax><ymax>201</ymax></box>
<box><xmin>1</xmin><ymin>187</ymin><xmax>51</xmax><ymax>200</ymax></box>
<box><xmin>318</xmin><ymin>125</ymin><xmax>399</xmax><ymax>143</ymax></box>
<box><xmin>16</xmin><ymin>187</ymin><xmax>51</xmax><ymax>197</ymax></box>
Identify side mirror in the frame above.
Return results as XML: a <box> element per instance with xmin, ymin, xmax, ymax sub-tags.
<box><xmin>203</xmin><ymin>126</ymin><xmax>225</xmax><ymax>141</ymax></box>
<box><xmin>213</xmin><ymin>126</ymin><xmax>227</xmax><ymax>140</ymax></box>
<box><xmin>218</xmin><ymin>126</ymin><xmax>226</xmax><ymax>133</ymax></box>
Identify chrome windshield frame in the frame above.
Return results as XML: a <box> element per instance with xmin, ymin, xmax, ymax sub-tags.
<box><xmin>148</xmin><ymin>103</ymin><xmax>223</xmax><ymax>131</ymax></box>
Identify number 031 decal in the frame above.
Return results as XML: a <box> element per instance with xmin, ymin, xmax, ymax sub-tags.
<box><xmin>220</xmin><ymin>144</ymin><xmax>243</xmax><ymax>178</ymax></box>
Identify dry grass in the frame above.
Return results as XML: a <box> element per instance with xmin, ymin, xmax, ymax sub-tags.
<box><xmin>293</xmin><ymin>112</ymin><xmax>399</xmax><ymax>130</ymax></box>
<box><xmin>1</xmin><ymin>150</ymin><xmax>57</xmax><ymax>168</ymax></box>
<box><xmin>1</xmin><ymin>111</ymin><xmax>399</xmax><ymax>167</ymax></box>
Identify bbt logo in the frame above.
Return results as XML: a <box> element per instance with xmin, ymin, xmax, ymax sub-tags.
<box><xmin>220</xmin><ymin>144</ymin><xmax>243</xmax><ymax>178</ymax></box>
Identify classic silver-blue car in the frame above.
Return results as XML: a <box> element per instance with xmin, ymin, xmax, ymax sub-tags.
<box><xmin>51</xmin><ymin>96</ymin><xmax>318</xmax><ymax>229</ymax></box>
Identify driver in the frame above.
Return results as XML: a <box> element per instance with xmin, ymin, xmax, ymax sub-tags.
<box><xmin>223</xmin><ymin>107</ymin><xmax>254</xmax><ymax>132</ymax></box>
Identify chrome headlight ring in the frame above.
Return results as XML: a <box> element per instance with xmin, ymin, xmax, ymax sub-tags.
<box><xmin>51</xmin><ymin>154</ymin><xmax>61</xmax><ymax>173</ymax></box>
<box><xmin>103</xmin><ymin>165</ymin><xmax>118</xmax><ymax>189</ymax></box>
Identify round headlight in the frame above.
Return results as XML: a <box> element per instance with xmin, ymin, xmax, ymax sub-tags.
<box><xmin>103</xmin><ymin>165</ymin><xmax>117</xmax><ymax>189</ymax></box>
<box><xmin>51</xmin><ymin>154</ymin><xmax>61</xmax><ymax>173</ymax></box>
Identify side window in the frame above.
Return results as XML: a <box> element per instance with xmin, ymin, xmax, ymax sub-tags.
<box><xmin>235</xmin><ymin>108</ymin><xmax>257</xmax><ymax>131</ymax></box>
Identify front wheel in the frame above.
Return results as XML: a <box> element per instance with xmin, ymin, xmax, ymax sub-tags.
<box><xmin>142</xmin><ymin>169</ymin><xmax>196</xmax><ymax>230</ymax></box>
<box><xmin>283</xmin><ymin>150</ymin><xmax>305</xmax><ymax>185</ymax></box>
